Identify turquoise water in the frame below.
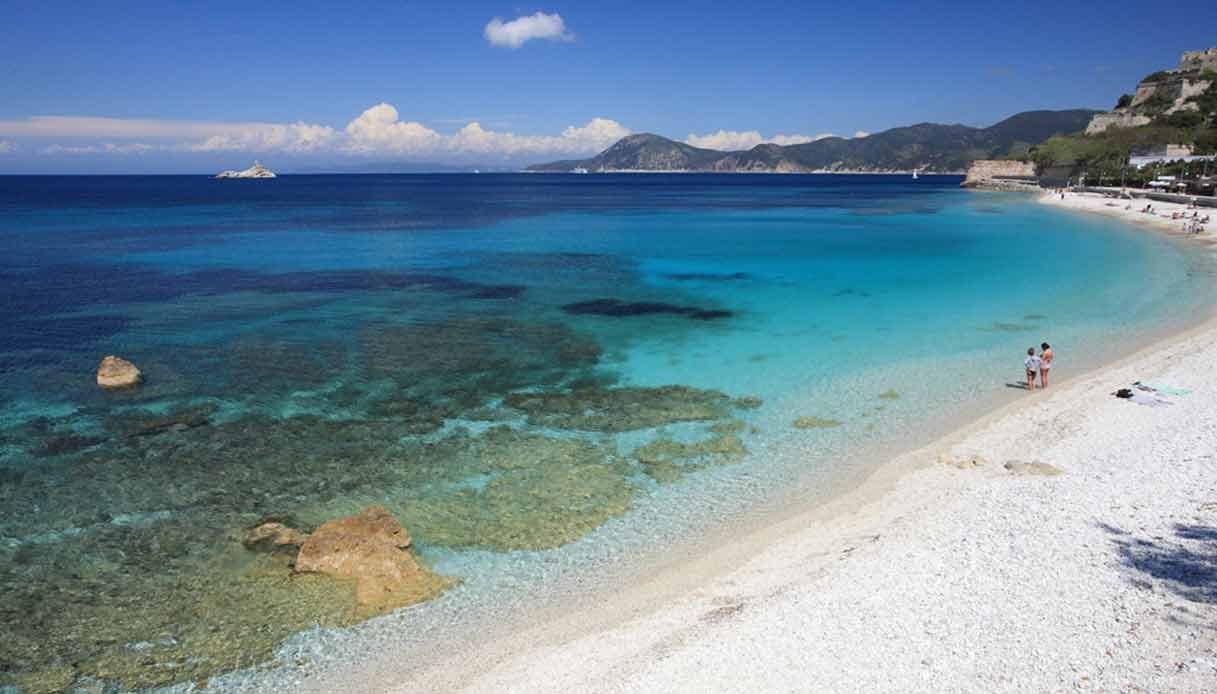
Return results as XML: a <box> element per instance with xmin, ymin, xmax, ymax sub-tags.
<box><xmin>0</xmin><ymin>174</ymin><xmax>1212</xmax><ymax>691</ymax></box>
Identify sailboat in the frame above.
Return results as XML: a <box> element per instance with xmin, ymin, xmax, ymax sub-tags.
<box><xmin>911</xmin><ymin>169</ymin><xmax>919</xmax><ymax>180</ymax></box>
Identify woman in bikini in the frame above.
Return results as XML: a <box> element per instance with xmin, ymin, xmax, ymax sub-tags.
<box><xmin>1040</xmin><ymin>342</ymin><xmax>1054</xmax><ymax>388</ymax></box>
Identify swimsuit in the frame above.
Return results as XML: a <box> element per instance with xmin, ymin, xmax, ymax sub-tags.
<box><xmin>1041</xmin><ymin>351</ymin><xmax>1053</xmax><ymax>370</ymax></box>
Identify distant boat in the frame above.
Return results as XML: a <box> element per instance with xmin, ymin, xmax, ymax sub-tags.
<box><xmin>912</xmin><ymin>170</ymin><xmax>919</xmax><ymax>180</ymax></box>
<box><xmin>215</xmin><ymin>161</ymin><xmax>276</xmax><ymax>179</ymax></box>
<box><xmin>571</xmin><ymin>167</ymin><xmax>589</xmax><ymax>174</ymax></box>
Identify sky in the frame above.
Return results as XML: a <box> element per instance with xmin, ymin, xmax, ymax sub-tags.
<box><xmin>1</xmin><ymin>0</ymin><xmax>1216</xmax><ymax>173</ymax></box>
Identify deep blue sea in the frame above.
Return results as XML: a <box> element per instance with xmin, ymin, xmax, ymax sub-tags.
<box><xmin>1</xmin><ymin>174</ymin><xmax>1213</xmax><ymax>691</ymax></box>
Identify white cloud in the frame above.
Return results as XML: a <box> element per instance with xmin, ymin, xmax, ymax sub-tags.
<box><xmin>685</xmin><ymin>130</ymin><xmax>829</xmax><ymax>151</ymax></box>
<box><xmin>484</xmin><ymin>12</ymin><xmax>572</xmax><ymax>48</ymax></box>
<box><xmin>0</xmin><ymin>115</ymin><xmax>336</xmax><ymax>153</ymax></box>
<box><xmin>182</xmin><ymin>122</ymin><xmax>336</xmax><ymax>152</ymax></box>
<box><xmin>447</xmin><ymin>117</ymin><xmax>628</xmax><ymax>155</ymax></box>
<box><xmin>43</xmin><ymin>143</ymin><xmax>155</xmax><ymax>155</ymax></box>
<box><xmin>0</xmin><ymin>139</ymin><xmax>13</xmax><ymax>153</ymax></box>
<box><xmin>686</xmin><ymin>130</ymin><xmax>764</xmax><ymax>151</ymax></box>
<box><xmin>1</xmin><ymin>103</ymin><xmax>630</xmax><ymax>161</ymax></box>
<box><xmin>343</xmin><ymin>103</ymin><xmax>443</xmax><ymax>153</ymax></box>
<box><xmin>854</xmin><ymin>130</ymin><xmax>870</xmax><ymax>138</ymax></box>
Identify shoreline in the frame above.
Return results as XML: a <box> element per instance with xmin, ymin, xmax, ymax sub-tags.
<box><xmin>1040</xmin><ymin>189</ymin><xmax>1214</xmax><ymax>239</ymax></box>
<box><xmin>289</xmin><ymin>194</ymin><xmax>1217</xmax><ymax>692</ymax></box>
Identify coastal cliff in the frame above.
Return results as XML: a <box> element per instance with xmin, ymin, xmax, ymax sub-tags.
<box><xmin>960</xmin><ymin>160</ymin><xmax>1038</xmax><ymax>191</ymax></box>
<box><xmin>1085</xmin><ymin>47</ymin><xmax>1217</xmax><ymax>135</ymax></box>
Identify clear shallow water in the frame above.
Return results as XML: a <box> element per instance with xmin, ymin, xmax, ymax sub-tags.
<box><xmin>0</xmin><ymin>174</ymin><xmax>1213</xmax><ymax>691</ymax></box>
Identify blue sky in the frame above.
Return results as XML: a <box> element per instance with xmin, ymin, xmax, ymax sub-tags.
<box><xmin>1</xmin><ymin>0</ymin><xmax>1215</xmax><ymax>172</ymax></box>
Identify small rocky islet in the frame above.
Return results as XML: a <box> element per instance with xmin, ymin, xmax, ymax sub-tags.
<box><xmin>0</xmin><ymin>316</ymin><xmax>766</xmax><ymax>691</ymax></box>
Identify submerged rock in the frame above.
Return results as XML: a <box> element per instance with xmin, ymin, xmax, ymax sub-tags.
<box><xmin>294</xmin><ymin>506</ymin><xmax>449</xmax><ymax>609</ymax></box>
<box><xmin>634</xmin><ymin>432</ymin><xmax>748</xmax><ymax>484</ymax></box>
<box><xmin>734</xmin><ymin>395</ymin><xmax>763</xmax><ymax>409</ymax></box>
<box><xmin>504</xmin><ymin>385</ymin><xmax>735</xmax><ymax>432</ymax></box>
<box><xmin>32</xmin><ymin>433</ymin><xmax>106</xmax><ymax>458</ymax></box>
<box><xmin>96</xmin><ymin>356</ymin><xmax>142</xmax><ymax>389</ymax></box>
<box><xmin>114</xmin><ymin>405</ymin><xmax>215</xmax><ymax>438</ymax></box>
<box><xmin>793</xmin><ymin>416</ymin><xmax>842</xmax><ymax>429</ymax></box>
<box><xmin>561</xmin><ymin>298</ymin><xmax>733</xmax><ymax>321</ymax></box>
<box><xmin>243</xmin><ymin>522</ymin><xmax>308</xmax><ymax>552</ymax></box>
<box><xmin>397</xmin><ymin>426</ymin><xmax>636</xmax><ymax>551</ymax></box>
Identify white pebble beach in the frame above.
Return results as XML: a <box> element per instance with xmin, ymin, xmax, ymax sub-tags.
<box><xmin>314</xmin><ymin>192</ymin><xmax>1217</xmax><ymax>694</ymax></box>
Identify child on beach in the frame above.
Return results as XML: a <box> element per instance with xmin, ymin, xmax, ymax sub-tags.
<box><xmin>1024</xmin><ymin>347</ymin><xmax>1041</xmax><ymax>391</ymax></box>
<box><xmin>1039</xmin><ymin>342</ymin><xmax>1053</xmax><ymax>388</ymax></box>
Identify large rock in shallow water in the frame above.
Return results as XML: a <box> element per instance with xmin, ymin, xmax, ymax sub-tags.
<box><xmin>96</xmin><ymin>355</ymin><xmax>142</xmax><ymax>389</ymax></box>
<box><xmin>294</xmin><ymin>506</ymin><xmax>448</xmax><ymax>609</ymax></box>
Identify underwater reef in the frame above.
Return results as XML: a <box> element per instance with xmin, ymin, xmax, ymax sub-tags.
<box><xmin>0</xmin><ymin>314</ymin><xmax>759</xmax><ymax>691</ymax></box>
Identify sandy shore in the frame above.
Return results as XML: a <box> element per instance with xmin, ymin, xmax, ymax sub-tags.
<box><xmin>1040</xmin><ymin>190</ymin><xmax>1213</xmax><ymax>238</ymax></box>
<box><xmin>308</xmin><ymin>196</ymin><xmax>1217</xmax><ymax>694</ymax></box>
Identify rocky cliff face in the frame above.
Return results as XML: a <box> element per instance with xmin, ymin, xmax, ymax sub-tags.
<box><xmin>1086</xmin><ymin>47</ymin><xmax>1217</xmax><ymax>135</ymax></box>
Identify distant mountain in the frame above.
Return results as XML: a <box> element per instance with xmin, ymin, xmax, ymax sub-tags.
<box><xmin>534</xmin><ymin>134</ymin><xmax>727</xmax><ymax>172</ymax></box>
<box><xmin>527</xmin><ymin>110</ymin><xmax>1099</xmax><ymax>173</ymax></box>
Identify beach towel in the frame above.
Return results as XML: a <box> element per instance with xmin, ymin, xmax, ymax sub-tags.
<box><xmin>1135</xmin><ymin>382</ymin><xmax>1192</xmax><ymax>397</ymax></box>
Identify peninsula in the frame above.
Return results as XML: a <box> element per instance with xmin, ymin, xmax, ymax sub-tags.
<box><xmin>527</xmin><ymin>110</ymin><xmax>1097</xmax><ymax>174</ymax></box>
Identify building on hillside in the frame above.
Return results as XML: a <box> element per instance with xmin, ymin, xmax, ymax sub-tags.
<box><xmin>1129</xmin><ymin>144</ymin><xmax>1216</xmax><ymax>169</ymax></box>
<box><xmin>1180</xmin><ymin>47</ymin><xmax>1217</xmax><ymax>73</ymax></box>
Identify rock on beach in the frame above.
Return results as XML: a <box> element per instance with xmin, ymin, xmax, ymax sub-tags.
<box><xmin>96</xmin><ymin>356</ymin><xmax>142</xmax><ymax>389</ymax></box>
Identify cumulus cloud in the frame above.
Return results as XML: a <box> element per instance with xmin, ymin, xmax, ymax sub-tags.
<box><xmin>344</xmin><ymin>103</ymin><xmax>443</xmax><ymax>153</ymax></box>
<box><xmin>484</xmin><ymin>12</ymin><xmax>572</xmax><ymax>48</ymax></box>
<box><xmin>2</xmin><ymin>103</ymin><xmax>630</xmax><ymax>161</ymax></box>
<box><xmin>854</xmin><ymin>130</ymin><xmax>870</xmax><ymax>138</ymax></box>
<box><xmin>685</xmin><ymin>130</ymin><xmax>828</xmax><ymax>151</ymax></box>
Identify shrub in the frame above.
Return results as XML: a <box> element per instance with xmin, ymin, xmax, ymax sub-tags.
<box><xmin>1140</xmin><ymin>90</ymin><xmax>1175</xmax><ymax>116</ymax></box>
<box><xmin>1116</xmin><ymin>94</ymin><xmax>1134</xmax><ymax>109</ymax></box>
<box><xmin>1157</xmin><ymin>110</ymin><xmax>1206</xmax><ymax>129</ymax></box>
<box><xmin>1142</xmin><ymin>70</ymin><xmax>1173</xmax><ymax>83</ymax></box>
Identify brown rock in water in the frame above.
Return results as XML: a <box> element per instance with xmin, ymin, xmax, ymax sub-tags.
<box><xmin>243</xmin><ymin>522</ymin><xmax>308</xmax><ymax>552</ymax></box>
<box><xmin>294</xmin><ymin>506</ymin><xmax>444</xmax><ymax>608</ymax></box>
<box><xmin>97</xmin><ymin>356</ymin><xmax>142</xmax><ymax>389</ymax></box>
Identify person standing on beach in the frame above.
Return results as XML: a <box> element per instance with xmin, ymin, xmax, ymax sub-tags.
<box><xmin>1024</xmin><ymin>347</ymin><xmax>1041</xmax><ymax>391</ymax></box>
<box><xmin>1040</xmin><ymin>342</ymin><xmax>1053</xmax><ymax>388</ymax></box>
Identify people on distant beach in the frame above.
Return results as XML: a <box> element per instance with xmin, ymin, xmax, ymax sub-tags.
<box><xmin>1024</xmin><ymin>347</ymin><xmax>1042</xmax><ymax>391</ymax></box>
<box><xmin>1039</xmin><ymin>342</ymin><xmax>1053</xmax><ymax>388</ymax></box>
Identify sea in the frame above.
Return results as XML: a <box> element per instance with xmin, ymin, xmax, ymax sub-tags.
<box><xmin>1</xmin><ymin>174</ymin><xmax>1213</xmax><ymax>692</ymax></box>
